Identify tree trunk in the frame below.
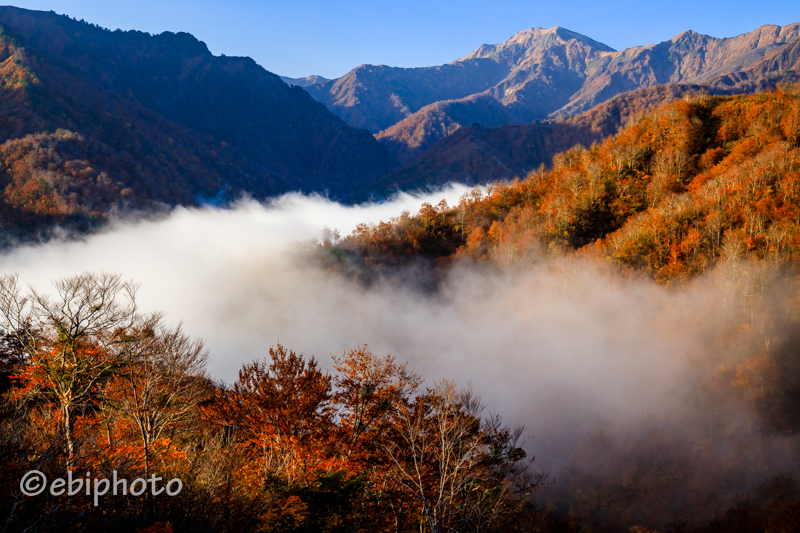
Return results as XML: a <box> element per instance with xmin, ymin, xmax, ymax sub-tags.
<box><xmin>140</xmin><ymin>423</ymin><xmax>151</xmax><ymax>479</ymax></box>
<box><xmin>63</xmin><ymin>405</ymin><xmax>75</xmax><ymax>470</ymax></box>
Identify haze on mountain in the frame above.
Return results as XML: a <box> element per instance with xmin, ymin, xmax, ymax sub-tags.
<box><xmin>280</xmin><ymin>74</ymin><xmax>330</xmax><ymax>87</ymax></box>
<box><xmin>0</xmin><ymin>6</ymin><xmax>397</xmax><ymax>239</ymax></box>
<box><xmin>295</xmin><ymin>23</ymin><xmax>800</xmax><ymax>162</ymax></box>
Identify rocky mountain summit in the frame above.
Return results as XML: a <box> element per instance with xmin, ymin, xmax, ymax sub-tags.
<box><xmin>294</xmin><ymin>23</ymin><xmax>800</xmax><ymax>161</ymax></box>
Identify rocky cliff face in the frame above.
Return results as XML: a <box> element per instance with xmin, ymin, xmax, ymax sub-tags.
<box><xmin>555</xmin><ymin>23</ymin><xmax>800</xmax><ymax>117</ymax></box>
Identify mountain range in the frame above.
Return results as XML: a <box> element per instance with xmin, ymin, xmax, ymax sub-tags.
<box><xmin>0</xmin><ymin>5</ymin><xmax>798</xmax><ymax>240</ymax></box>
<box><xmin>295</xmin><ymin>23</ymin><xmax>800</xmax><ymax>161</ymax></box>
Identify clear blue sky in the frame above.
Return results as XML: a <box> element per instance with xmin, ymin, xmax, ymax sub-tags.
<box><xmin>4</xmin><ymin>1</ymin><xmax>799</xmax><ymax>79</ymax></box>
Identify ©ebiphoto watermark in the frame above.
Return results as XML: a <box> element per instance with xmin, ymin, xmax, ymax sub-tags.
<box><xmin>20</xmin><ymin>470</ymin><xmax>182</xmax><ymax>506</ymax></box>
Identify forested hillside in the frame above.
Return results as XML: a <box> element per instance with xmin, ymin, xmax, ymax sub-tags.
<box><xmin>0</xmin><ymin>7</ymin><xmax>397</xmax><ymax>241</ymax></box>
<box><xmin>329</xmin><ymin>86</ymin><xmax>800</xmax><ymax>282</ymax></box>
<box><xmin>306</xmin><ymin>86</ymin><xmax>800</xmax><ymax>531</ymax></box>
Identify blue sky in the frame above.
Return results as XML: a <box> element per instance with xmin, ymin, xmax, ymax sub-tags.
<box><xmin>5</xmin><ymin>1</ymin><xmax>799</xmax><ymax>79</ymax></box>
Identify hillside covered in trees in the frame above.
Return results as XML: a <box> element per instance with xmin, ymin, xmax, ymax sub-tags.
<box><xmin>0</xmin><ymin>7</ymin><xmax>398</xmax><ymax>241</ymax></box>
<box><xmin>1</xmin><ymin>266</ymin><xmax>800</xmax><ymax>532</ymax></box>
<box><xmin>324</xmin><ymin>86</ymin><xmax>800</xmax><ymax>283</ymax></box>
<box><xmin>303</xmin><ymin>86</ymin><xmax>800</xmax><ymax>531</ymax></box>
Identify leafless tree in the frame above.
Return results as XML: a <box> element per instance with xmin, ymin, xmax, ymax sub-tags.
<box><xmin>385</xmin><ymin>380</ymin><xmax>546</xmax><ymax>533</ymax></box>
<box><xmin>104</xmin><ymin>322</ymin><xmax>209</xmax><ymax>477</ymax></box>
<box><xmin>0</xmin><ymin>272</ymin><xmax>152</xmax><ymax>469</ymax></box>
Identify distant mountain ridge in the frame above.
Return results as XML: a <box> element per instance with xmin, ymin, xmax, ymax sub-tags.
<box><xmin>292</xmin><ymin>23</ymin><xmax>800</xmax><ymax>161</ymax></box>
<box><xmin>553</xmin><ymin>23</ymin><xmax>800</xmax><ymax>117</ymax></box>
<box><xmin>299</xmin><ymin>26</ymin><xmax>611</xmax><ymax>134</ymax></box>
<box><xmin>379</xmin><ymin>30</ymin><xmax>800</xmax><ymax>191</ymax></box>
<box><xmin>280</xmin><ymin>74</ymin><xmax>329</xmax><ymax>87</ymax></box>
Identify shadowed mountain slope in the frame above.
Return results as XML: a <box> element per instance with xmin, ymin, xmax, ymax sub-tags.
<box><xmin>0</xmin><ymin>7</ymin><xmax>398</xmax><ymax>238</ymax></box>
<box><xmin>374</xmin><ymin>95</ymin><xmax>519</xmax><ymax>162</ymax></box>
<box><xmin>377</xmin><ymin>77</ymin><xmax>800</xmax><ymax>194</ymax></box>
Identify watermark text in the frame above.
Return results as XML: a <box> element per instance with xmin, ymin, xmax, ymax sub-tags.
<box><xmin>20</xmin><ymin>470</ymin><xmax>182</xmax><ymax>506</ymax></box>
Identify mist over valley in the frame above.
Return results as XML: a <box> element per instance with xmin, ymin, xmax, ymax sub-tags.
<box><xmin>3</xmin><ymin>188</ymin><xmax>799</xmax><ymax>530</ymax></box>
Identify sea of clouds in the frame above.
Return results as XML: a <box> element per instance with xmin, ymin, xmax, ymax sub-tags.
<box><xmin>0</xmin><ymin>188</ymin><xmax>795</xmax><ymax>489</ymax></box>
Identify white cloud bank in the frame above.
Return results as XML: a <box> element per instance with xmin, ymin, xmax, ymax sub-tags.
<box><xmin>0</xmin><ymin>188</ymin><xmax>794</xmax><ymax>481</ymax></box>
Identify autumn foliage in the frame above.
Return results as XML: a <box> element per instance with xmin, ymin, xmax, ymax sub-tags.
<box><xmin>305</xmin><ymin>86</ymin><xmax>800</xmax><ymax>532</ymax></box>
<box><xmin>0</xmin><ymin>273</ymin><xmax>543</xmax><ymax>533</ymax></box>
<box><xmin>2</xmin><ymin>85</ymin><xmax>800</xmax><ymax>533</ymax></box>
<box><xmin>324</xmin><ymin>85</ymin><xmax>800</xmax><ymax>284</ymax></box>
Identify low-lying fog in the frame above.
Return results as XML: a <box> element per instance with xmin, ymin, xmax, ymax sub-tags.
<box><xmin>1</xmin><ymin>188</ymin><xmax>796</xmax><ymax>494</ymax></box>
